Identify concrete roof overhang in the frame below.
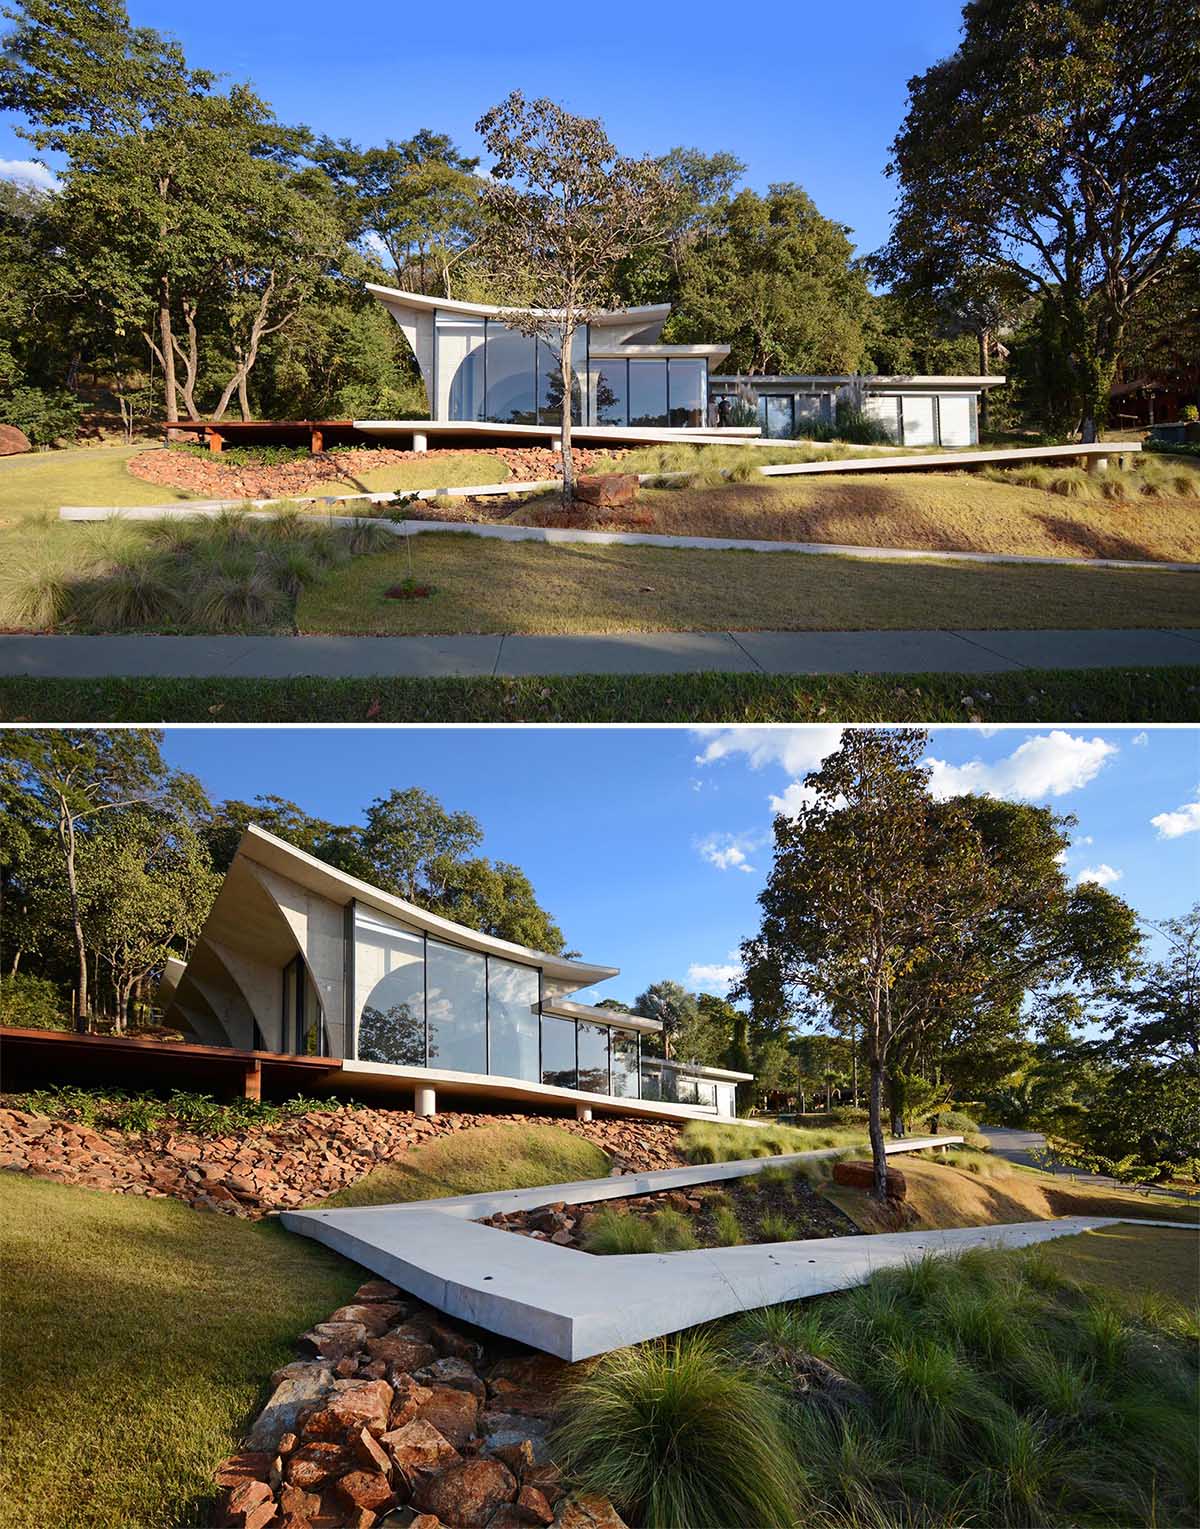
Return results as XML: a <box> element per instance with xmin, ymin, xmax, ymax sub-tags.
<box><xmin>231</xmin><ymin>825</ymin><xmax>618</xmax><ymax>990</ymax></box>
<box><xmin>709</xmin><ymin>373</ymin><xmax>1008</xmax><ymax>389</ymax></box>
<box><xmin>541</xmin><ymin>997</ymin><xmax>661</xmax><ymax>1035</ymax></box>
<box><xmin>365</xmin><ymin>283</ymin><xmax>672</xmax><ymax>328</ymax></box>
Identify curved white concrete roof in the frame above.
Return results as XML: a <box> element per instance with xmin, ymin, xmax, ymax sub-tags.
<box><xmin>237</xmin><ymin>825</ymin><xmax>618</xmax><ymax>988</ymax></box>
<box><xmin>366</xmin><ymin>282</ymin><xmax>671</xmax><ymax>327</ymax></box>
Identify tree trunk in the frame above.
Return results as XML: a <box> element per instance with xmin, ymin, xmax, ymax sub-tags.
<box><xmin>158</xmin><ymin>276</ymin><xmax>179</xmax><ymax>425</ymax></box>
<box><xmin>559</xmin><ymin>332</ymin><xmax>575</xmax><ymax>507</ymax></box>
<box><xmin>978</xmin><ymin>330</ymin><xmax>990</xmax><ymax>437</ymax></box>
<box><xmin>868</xmin><ymin>1059</ymin><xmax>889</xmax><ymax>1202</ymax></box>
<box><xmin>59</xmin><ymin>808</ymin><xmax>88</xmax><ymax>1031</ymax></box>
<box><xmin>238</xmin><ymin>373</ymin><xmax>252</xmax><ymax>421</ymax></box>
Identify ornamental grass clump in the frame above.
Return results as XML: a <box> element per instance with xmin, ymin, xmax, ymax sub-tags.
<box><xmin>0</xmin><ymin>551</ymin><xmax>74</xmax><ymax>629</ymax></box>
<box><xmin>582</xmin><ymin>1206</ymin><xmax>658</xmax><ymax>1255</ymax></box>
<box><xmin>551</xmin><ymin>1332</ymin><xmax>802</xmax><ymax>1529</ymax></box>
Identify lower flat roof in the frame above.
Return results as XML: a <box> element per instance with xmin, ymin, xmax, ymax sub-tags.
<box><xmin>354</xmin><ymin>420</ymin><xmax>759</xmax><ymax>447</ymax></box>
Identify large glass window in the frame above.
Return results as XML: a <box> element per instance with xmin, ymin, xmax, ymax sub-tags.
<box><xmin>628</xmin><ymin>360</ymin><xmax>667</xmax><ymax>426</ymax></box>
<box><xmin>541</xmin><ymin>1014</ymin><xmax>577</xmax><ymax>1089</ymax></box>
<box><xmin>426</xmin><ymin>938</ymin><xmax>486</xmax><ymax>1072</ymax></box>
<box><xmin>610</xmin><ymin>1028</ymin><xmax>639</xmax><ymax>1097</ymax></box>
<box><xmin>590</xmin><ymin>360</ymin><xmax>627</xmax><ymax>426</ymax></box>
<box><xmin>485</xmin><ymin>322</ymin><xmax>538</xmax><ymax>424</ymax></box>
<box><xmin>640</xmin><ymin>1061</ymin><xmax>662</xmax><ymax>1100</ymax></box>
<box><xmin>577</xmin><ymin>1022</ymin><xmax>609</xmax><ymax>1094</ymax></box>
<box><xmin>488</xmin><ymin>957</ymin><xmax>540</xmax><ymax>1082</ymax></box>
<box><xmin>762</xmin><ymin>395</ymin><xmax>794</xmax><ymax>439</ymax></box>
<box><xmin>537</xmin><ymin>330</ymin><xmax>585</xmax><ymax>426</ymax></box>
<box><xmin>438</xmin><ymin>313</ymin><xmax>486</xmax><ymax>421</ymax></box>
<box><xmin>354</xmin><ymin>907</ymin><xmax>425</xmax><ymax>1065</ymax></box>
<box><xmin>668</xmin><ymin>359</ymin><xmax>706</xmax><ymax>428</ymax></box>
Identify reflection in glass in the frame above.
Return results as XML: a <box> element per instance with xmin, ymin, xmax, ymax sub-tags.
<box><xmin>640</xmin><ymin>1062</ymin><xmax>662</xmax><ymax>1101</ymax></box>
<box><xmin>628</xmin><ymin>360</ymin><xmax>667</xmax><ymax>426</ymax></box>
<box><xmin>484</xmin><ymin>323</ymin><xmax>538</xmax><ymax>423</ymax></box>
<box><xmin>439</xmin><ymin>313</ymin><xmax>486</xmax><ymax>421</ymax></box>
<box><xmin>354</xmin><ymin>908</ymin><xmax>425</xmax><ymax>1065</ymax></box>
<box><xmin>427</xmin><ymin>938</ymin><xmax>486</xmax><ymax>1072</ymax></box>
<box><xmin>668</xmin><ymin>359</ymin><xmax>706</xmax><ymax>428</ymax></box>
<box><xmin>590</xmin><ymin>361</ymin><xmax>627</xmax><ymax>426</ymax></box>
<box><xmin>610</xmin><ymin>1028</ymin><xmax>639</xmax><ymax>1097</ymax></box>
<box><xmin>577</xmin><ymin>1022</ymin><xmax>609</xmax><ymax>1093</ymax></box>
<box><xmin>488</xmin><ymin>957</ymin><xmax>540</xmax><ymax>1082</ymax></box>
<box><xmin>537</xmin><ymin>330</ymin><xmax>585</xmax><ymax>426</ymax></box>
<box><xmin>541</xmin><ymin>1015</ymin><xmax>577</xmax><ymax>1089</ymax></box>
<box><xmin>763</xmin><ymin>395</ymin><xmax>794</xmax><ymax>439</ymax></box>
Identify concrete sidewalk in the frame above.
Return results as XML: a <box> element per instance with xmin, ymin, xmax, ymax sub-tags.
<box><xmin>1</xmin><ymin>627</ymin><xmax>1198</xmax><ymax>680</ymax></box>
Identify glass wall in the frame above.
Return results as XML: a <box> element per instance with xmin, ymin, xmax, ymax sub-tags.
<box><xmin>426</xmin><ymin>938</ymin><xmax>487</xmax><ymax>1072</ymax></box>
<box><xmin>590</xmin><ymin>360</ymin><xmax>628</xmax><ymax>426</ymax></box>
<box><xmin>438</xmin><ymin>312</ymin><xmax>486</xmax><ymax>421</ymax></box>
<box><xmin>639</xmin><ymin>1060</ymin><xmax>719</xmax><ymax>1112</ymax></box>
<box><xmin>354</xmin><ymin>907</ymin><xmax>426</xmax><ymax>1065</ymax></box>
<box><xmin>537</xmin><ymin>330</ymin><xmax>585</xmax><ymax>426</ymax></box>
<box><xmin>541</xmin><ymin>1014</ymin><xmax>577</xmax><ymax>1089</ymax></box>
<box><xmin>283</xmin><ymin>955</ymin><xmax>326</xmax><ymax>1056</ymax></box>
<box><xmin>628</xmin><ymin>359</ymin><xmax>668</xmax><ymax>426</ymax></box>
<box><xmin>577</xmin><ymin>1022</ymin><xmax>610</xmax><ymax>1093</ymax></box>
<box><xmin>668</xmin><ymin>359</ymin><xmax>707</xmax><ymax>427</ymax></box>
<box><xmin>484</xmin><ymin>323</ymin><xmax>538</xmax><ymax>424</ymax></box>
<box><xmin>610</xmin><ymin>1028</ymin><xmax>639</xmax><ymax>1097</ymax></box>
<box><xmin>488</xmin><ymin>957</ymin><xmax>540</xmax><ymax>1083</ymax></box>
<box><xmin>762</xmin><ymin>395</ymin><xmax>794</xmax><ymax>439</ymax></box>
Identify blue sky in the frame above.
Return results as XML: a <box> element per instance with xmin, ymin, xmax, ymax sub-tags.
<box><xmin>159</xmin><ymin>725</ymin><xmax>1200</xmax><ymax>1006</ymax></box>
<box><xmin>0</xmin><ymin>0</ymin><xmax>970</xmax><ymax>258</ymax></box>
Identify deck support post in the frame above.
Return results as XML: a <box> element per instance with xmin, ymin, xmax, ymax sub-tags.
<box><xmin>415</xmin><ymin>1084</ymin><xmax>437</xmax><ymax>1117</ymax></box>
<box><xmin>207</xmin><ymin>428</ymin><xmax>224</xmax><ymax>454</ymax></box>
<box><xmin>1085</xmin><ymin>453</ymin><xmax>1108</xmax><ymax>474</ymax></box>
<box><xmin>310</xmin><ymin>426</ymin><xmax>324</xmax><ymax>453</ymax></box>
<box><xmin>575</xmin><ymin>1104</ymin><xmax>593</xmax><ymax>1122</ymax></box>
<box><xmin>243</xmin><ymin>1061</ymin><xmax>262</xmax><ymax>1101</ymax></box>
<box><xmin>412</xmin><ymin>432</ymin><xmax>428</xmax><ymax>453</ymax></box>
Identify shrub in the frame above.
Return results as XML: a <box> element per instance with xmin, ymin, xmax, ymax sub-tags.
<box><xmin>649</xmin><ymin>1207</ymin><xmax>698</xmax><ymax>1251</ymax></box>
<box><xmin>188</xmin><ymin>569</ymin><xmax>289</xmax><ymax>632</ymax></box>
<box><xmin>2</xmin><ymin>1084</ymin><xmax>351</xmax><ymax>1134</ymax></box>
<box><xmin>794</xmin><ymin>403</ymin><xmax>896</xmax><ymax>446</ymax></box>
<box><xmin>759</xmin><ymin>1211</ymin><xmax>799</xmax><ymax>1242</ymax></box>
<box><xmin>551</xmin><ymin>1333</ymin><xmax>801</xmax><ymax>1528</ymax></box>
<box><xmin>713</xmin><ymin>1204</ymin><xmax>742</xmax><ymax>1246</ymax></box>
<box><xmin>0</xmin><ymin>554</ymin><xmax>73</xmax><ymax>629</ymax></box>
<box><xmin>0</xmin><ymin>974</ymin><xmax>71</xmax><ymax>1031</ymax></box>
<box><xmin>1180</xmin><ymin>405</ymin><xmax>1198</xmax><ymax>422</ymax></box>
<box><xmin>936</xmin><ymin>1109</ymin><xmax>980</xmax><ymax>1135</ymax></box>
<box><xmin>582</xmin><ymin>1207</ymin><xmax>658</xmax><ymax>1255</ymax></box>
<box><xmin>0</xmin><ymin>384</ymin><xmax>85</xmax><ymax>446</ymax></box>
<box><xmin>339</xmin><ymin>517</ymin><xmax>396</xmax><ymax>557</ymax></box>
<box><xmin>72</xmin><ymin>561</ymin><xmax>182</xmax><ymax>630</ymax></box>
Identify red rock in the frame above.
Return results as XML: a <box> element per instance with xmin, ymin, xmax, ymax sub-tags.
<box><xmin>552</xmin><ymin>1494</ymin><xmax>629</xmax><ymax>1528</ymax></box>
<box><xmin>380</xmin><ymin>1419</ymin><xmax>460</xmax><ymax>1486</ymax></box>
<box><xmin>333</xmin><ymin>1470</ymin><xmax>395</xmax><ymax>1514</ymax></box>
<box><xmin>278</xmin><ymin>1483</ymin><xmax>321</xmax><ymax>1518</ymax></box>
<box><xmin>831</xmin><ymin>1160</ymin><xmax>907</xmax><ymax>1200</ymax></box>
<box><xmin>416</xmin><ymin>1356</ymin><xmax>486</xmax><ymax>1403</ymax></box>
<box><xmin>0</xmin><ymin>424</ymin><xmax>31</xmax><ymax>455</ymax></box>
<box><xmin>524</xmin><ymin>1465</ymin><xmax>566</xmax><ymax>1506</ymax></box>
<box><xmin>409</xmin><ymin>1517</ymin><xmax>445</xmax><ymax>1529</ymax></box>
<box><xmin>215</xmin><ymin>1453</ymin><xmax>274</xmax><ymax>1489</ymax></box>
<box><xmin>571</xmin><ymin>473</ymin><xmax>639</xmax><ymax>508</ymax></box>
<box><xmin>300</xmin><ymin>1322</ymin><xmax>368</xmax><ymax>1361</ymax></box>
<box><xmin>388</xmin><ymin>1374</ymin><xmax>434</xmax><ymax>1428</ymax></box>
<box><xmin>485</xmin><ymin>1381</ymin><xmax>557</xmax><ymax>1420</ymax></box>
<box><xmin>301</xmin><ymin>1380</ymin><xmax>392</xmax><ymax>1441</ymax></box>
<box><xmin>351</xmin><ymin>1425</ymin><xmax>392</xmax><ymax>1476</ymax></box>
<box><xmin>354</xmin><ymin>1279</ymin><xmax>402</xmax><ymax>1303</ymax></box>
<box><xmin>516</xmin><ymin>1485</ymin><xmax>555</xmax><ymax>1525</ymax></box>
<box><xmin>286</xmin><ymin>1443</ymin><xmax>352</xmax><ymax>1490</ymax></box>
<box><xmin>328</xmin><ymin>1303</ymin><xmax>403</xmax><ymax>1337</ymax></box>
<box><xmin>227</xmin><ymin>1478</ymin><xmax>273</xmax><ymax>1518</ymax></box>
<box><xmin>489</xmin><ymin>1439</ymin><xmax>536</xmax><ymax>1478</ymax></box>
<box><xmin>415</xmin><ymin>1385</ymin><xmax>478</xmax><ymax>1448</ymax></box>
<box><xmin>412</xmin><ymin>1458</ymin><xmax>517</xmax><ymax>1529</ymax></box>
<box><xmin>365</xmin><ymin>1333</ymin><xmax>437</xmax><ymax>1371</ymax></box>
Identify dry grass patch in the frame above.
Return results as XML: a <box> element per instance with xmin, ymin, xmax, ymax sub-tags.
<box><xmin>1033</xmin><ymin>1223</ymin><xmax>1199</xmax><ymax>1311</ymax></box>
<box><xmin>827</xmin><ymin>1151</ymin><xmax>1200</xmax><ymax>1233</ymax></box>
<box><xmin>580</xmin><ymin>468</ymin><xmax>1200</xmax><ymax>562</ymax></box>
<box><xmin>295</xmin><ymin>532</ymin><xmax>1200</xmax><ymax>635</ymax></box>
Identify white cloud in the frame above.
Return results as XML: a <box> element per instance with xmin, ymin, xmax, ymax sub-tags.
<box><xmin>696</xmin><ymin>832</ymin><xmax>759</xmax><ymax>873</ymax></box>
<box><xmin>1131</xmin><ymin>731</ymin><xmax>1149</xmax><ymax>747</ymax></box>
<box><xmin>925</xmin><ymin>731</ymin><xmax>1117</xmax><ymax>802</ymax></box>
<box><xmin>769</xmin><ymin>780</ymin><xmax>823</xmax><ymax>818</ymax></box>
<box><xmin>692</xmin><ymin>726</ymin><xmax>843</xmax><ymax>778</ymax></box>
<box><xmin>1077</xmin><ymin>835</ymin><xmax>1094</xmax><ymax>846</ymax></box>
<box><xmin>1151</xmin><ymin>796</ymin><xmax>1200</xmax><ymax>839</ymax></box>
<box><xmin>1076</xmin><ymin>863</ymin><xmax>1122</xmax><ymax>887</ymax></box>
<box><xmin>1054</xmin><ymin>848</ymin><xmax>1068</xmax><ymax>866</ymax></box>
<box><xmin>0</xmin><ymin>158</ymin><xmax>59</xmax><ymax>192</ymax></box>
<box><xmin>687</xmin><ymin>959</ymin><xmax>743</xmax><ymax>994</ymax></box>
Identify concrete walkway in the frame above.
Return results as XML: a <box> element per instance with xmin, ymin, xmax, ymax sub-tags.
<box><xmin>3</xmin><ymin>628</ymin><xmax>1199</xmax><ymax>680</ymax></box>
<box><xmin>282</xmin><ymin>1137</ymin><xmax>1198</xmax><ymax>1360</ymax></box>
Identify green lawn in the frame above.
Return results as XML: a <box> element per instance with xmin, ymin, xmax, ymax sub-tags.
<box><xmin>0</xmin><ymin>1172</ymin><xmax>360</xmax><ymax>1529</ymax></box>
<box><xmin>321</xmin><ymin>1121</ymin><xmax>610</xmax><ymax>1207</ymax></box>
<box><xmin>295</xmin><ymin>534</ymin><xmax>1200</xmax><ymax>636</ymax></box>
<box><xmin>1</xmin><ymin>664</ymin><xmax>1195</xmax><ymax>723</ymax></box>
<box><xmin>1035</xmin><ymin>1223</ymin><xmax>1200</xmax><ymax>1309</ymax></box>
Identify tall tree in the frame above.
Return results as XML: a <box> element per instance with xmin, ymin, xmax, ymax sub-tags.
<box><xmin>1</xmin><ymin>730</ymin><xmax>199</xmax><ymax>1027</ymax></box>
<box><xmin>633</xmin><ymin>979</ymin><xmax>699</xmax><ymax>1062</ymax></box>
<box><xmin>473</xmin><ymin>92</ymin><xmax>673</xmax><ymax>502</ymax></box>
<box><xmin>744</xmin><ymin>730</ymin><xmax>996</xmax><ymax>1199</ymax></box>
<box><xmin>668</xmin><ymin>184</ymin><xmax>873</xmax><ymax>375</ymax></box>
<box><xmin>882</xmin><ymin>0</ymin><xmax>1200</xmax><ymax>440</ymax></box>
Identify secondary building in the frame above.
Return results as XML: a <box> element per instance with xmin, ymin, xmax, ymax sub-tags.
<box><xmin>158</xmin><ymin>826</ymin><xmax>748</xmax><ymax>1122</ymax></box>
<box><xmin>710</xmin><ymin>373</ymin><xmax>1007</xmax><ymax>444</ymax></box>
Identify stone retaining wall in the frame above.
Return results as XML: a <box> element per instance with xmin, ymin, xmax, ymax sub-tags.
<box><xmin>0</xmin><ymin>1105</ymin><xmax>685</xmax><ymax>1217</ymax></box>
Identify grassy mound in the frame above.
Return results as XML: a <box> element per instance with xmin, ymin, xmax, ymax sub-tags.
<box><xmin>678</xmin><ymin>1118</ymin><xmax>866</xmax><ymax>1163</ymax></box>
<box><xmin>0</xmin><ymin>1173</ymin><xmax>360</xmax><ymax>1529</ymax></box>
<box><xmin>556</xmin><ymin>1246</ymin><xmax>1199</xmax><ymax>1528</ymax></box>
<box><xmin>320</xmin><ymin>1121</ymin><xmax>610</xmax><ymax>1207</ymax></box>
<box><xmin>828</xmin><ymin>1150</ymin><xmax>1200</xmax><ymax>1232</ymax></box>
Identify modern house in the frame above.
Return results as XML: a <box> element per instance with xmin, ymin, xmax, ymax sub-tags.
<box><xmin>362</xmin><ymin>285</ymin><xmax>1005</xmax><ymax>451</ymax></box>
<box><xmin>157</xmin><ymin>826</ymin><xmax>749</xmax><ymax>1122</ymax></box>
<box><xmin>710</xmin><ymin>373</ymin><xmax>1008</xmax><ymax>444</ymax></box>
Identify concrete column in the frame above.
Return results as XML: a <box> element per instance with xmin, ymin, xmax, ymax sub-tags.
<box><xmin>575</xmin><ymin>1104</ymin><xmax>593</xmax><ymax>1122</ymax></box>
<box><xmin>414</xmin><ymin>1085</ymin><xmax>437</xmax><ymax>1117</ymax></box>
<box><xmin>1085</xmin><ymin>453</ymin><xmax>1109</xmax><ymax>474</ymax></box>
<box><xmin>412</xmin><ymin>432</ymin><xmax>428</xmax><ymax>453</ymax></box>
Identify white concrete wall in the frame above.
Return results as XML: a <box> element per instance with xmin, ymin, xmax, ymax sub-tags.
<box><xmin>252</xmin><ymin>865</ymin><xmax>349</xmax><ymax>1058</ymax></box>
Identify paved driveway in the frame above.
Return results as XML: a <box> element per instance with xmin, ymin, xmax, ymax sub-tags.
<box><xmin>978</xmin><ymin>1126</ymin><xmax>1198</xmax><ymax>1205</ymax></box>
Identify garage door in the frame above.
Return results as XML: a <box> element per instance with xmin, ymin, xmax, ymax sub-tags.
<box><xmin>863</xmin><ymin>395</ymin><xmax>900</xmax><ymax>441</ymax></box>
<box><xmin>937</xmin><ymin>395</ymin><xmax>975</xmax><ymax>446</ymax></box>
